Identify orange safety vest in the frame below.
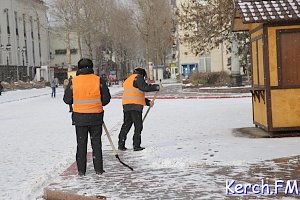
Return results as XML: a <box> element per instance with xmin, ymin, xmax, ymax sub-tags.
<box><xmin>122</xmin><ymin>74</ymin><xmax>145</xmax><ymax>105</ymax></box>
<box><xmin>72</xmin><ymin>74</ymin><xmax>103</xmax><ymax>113</ymax></box>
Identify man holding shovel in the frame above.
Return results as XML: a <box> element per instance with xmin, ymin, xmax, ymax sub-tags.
<box><xmin>118</xmin><ymin>68</ymin><xmax>160</xmax><ymax>151</ymax></box>
<box><xmin>63</xmin><ymin>58</ymin><xmax>111</xmax><ymax>176</ymax></box>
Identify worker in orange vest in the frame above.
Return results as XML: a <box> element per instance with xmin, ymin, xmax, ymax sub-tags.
<box><xmin>63</xmin><ymin>58</ymin><xmax>111</xmax><ymax>176</ymax></box>
<box><xmin>118</xmin><ymin>68</ymin><xmax>160</xmax><ymax>151</ymax></box>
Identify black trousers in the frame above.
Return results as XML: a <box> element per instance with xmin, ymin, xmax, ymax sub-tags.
<box><xmin>69</xmin><ymin>104</ymin><xmax>73</xmax><ymax>112</ymax></box>
<box><xmin>118</xmin><ymin>110</ymin><xmax>143</xmax><ymax>148</ymax></box>
<box><xmin>51</xmin><ymin>87</ymin><xmax>56</xmax><ymax>98</ymax></box>
<box><xmin>75</xmin><ymin>125</ymin><xmax>103</xmax><ymax>173</ymax></box>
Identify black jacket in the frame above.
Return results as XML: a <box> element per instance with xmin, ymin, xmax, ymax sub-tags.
<box><xmin>63</xmin><ymin>68</ymin><xmax>111</xmax><ymax>126</ymax></box>
<box><xmin>123</xmin><ymin>73</ymin><xmax>160</xmax><ymax>112</ymax></box>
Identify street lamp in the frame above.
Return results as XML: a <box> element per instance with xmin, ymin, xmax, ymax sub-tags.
<box><xmin>0</xmin><ymin>44</ymin><xmax>11</xmax><ymax>82</ymax></box>
<box><xmin>17</xmin><ymin>46</ymin><xmax>26</xmax><ymax>81</ymax></box>
<box><xmin>0</xmin><ymin>44</ymin><xmax>3</xmax><ymax>81</ymax></box>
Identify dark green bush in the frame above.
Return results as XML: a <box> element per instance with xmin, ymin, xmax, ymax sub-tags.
<box><xmin>189</xmin><ymin>71</ymin><xmax>231</xmax><ymax>86</ymax></box>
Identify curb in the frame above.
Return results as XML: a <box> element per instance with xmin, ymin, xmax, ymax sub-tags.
<box><xmin>233</xmin><ymin>127</ymin><xmax>271</xmax><ymax>138</ymax></box>
<box><xmin>44</xmin><ymin>152</ymin><xmax>107</xmax><ymax>200</ymax></box>
<box><xmin>112</xmin><ymin>95</ymin><xmax>252</xmax><ymax>99</ymax></box>
<box><xmin>233</xmin><ymin>127</ymin><xmax>300</xmax><ymax>138</ymax></box>
<box><xmin>43</xmin><ymin>189</ymin><xmax>106</xmax><ymax>200</ymax></box>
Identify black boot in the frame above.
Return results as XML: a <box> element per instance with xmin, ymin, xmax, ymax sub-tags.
<box><xmin>78</xmin><ymin>171</ymin><xmax>85</xmax><ymax>176</ymax></box>
<box><xmin>118</xmin><ymin>139</ymin><xmax>127</xmax><ymax>151</ymax></box>
<box><xmin>133</xmin><ymin>146</ymin><xmax>145</xmax><ymax>151</ymax></box>
<box><xmin>96</xmin><ymin>170</ymin><xmax>105</xmax><ymax>175</ymax></box>
<box><xmin>118</xmin><ymin>146</ymin><xmax>127</xmax><ymax>151</ymax></box>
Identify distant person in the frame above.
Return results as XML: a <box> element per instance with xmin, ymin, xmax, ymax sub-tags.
<box><xmin>50</xmin><ymin>79</ymin><xmax>56</xmax><ymax>98</ymax></box>
<box><xmin>54</xmin><ymin>77</ymin><xmax>59</xmax><ymax>87</ymax></box>
<box><xmin>63</xmin><ymin>58</ymin><xmax>111</xmax><ymax>176</ymax></box>
<box><xmin>101</xmin><ymin>74</ymin><xmax>107</xmax><ymax>84</ymax></box>
<box><xmin>63</xmin><ymin>78</ymin><xmax>69</xmax><ymax>90</ymax></box>
<box><xmin>0</xmin><ymin>81</ymin><xmax>3</xmax><ymax>96</ymax></box>
<box><xmin>63</xmin><ymin>76</ymin><xmax>73</xmax><ymax>112</ymax></box>
<box><xmin>118</xmin><ymin>68</ymin><xmax>160</xmax><ymax>151</ymax></box>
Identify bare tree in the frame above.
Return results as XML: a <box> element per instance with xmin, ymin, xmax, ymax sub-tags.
<box><xmin>177</xmin><ymin>0</ymin><xmax>250</xmax><ymax>77</ymax></box>
<box><xmin>49</xmin><ymin>0</ymin><xmax>78</xmax><ymax>68</ymax></box>
<box><xmin>49</xmin><ymin>0</ymin><xmax>174</xmax><ymax>78</ymax></box>
<box><xmin>133</xmin><ymin>0</ymin><xmax>174</xmax><ymax>66</ymax></box>
<box><xmin>49</xmin><ymin>0</ymin><xmax>113</xmax><ymax>59</ymax></box>
<box><xmin>177</xmin><ymin>0</ymin><xmax>234</xmax><ymax>55</ymax></box>
<box><xmin>109</xmin><ymin>3</ymin><xmax>141</xmax><ymax>79</ymax></box>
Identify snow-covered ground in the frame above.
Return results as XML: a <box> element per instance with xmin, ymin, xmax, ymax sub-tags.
<box><xmin>0</xmin><ymin>86</ymin><xmax>123</xmax><ymax>200</ymax></box>
<box><xmin>1</xmin><ymin>85</ymin><xmax>300</xmax><ymax>199</ymax></box>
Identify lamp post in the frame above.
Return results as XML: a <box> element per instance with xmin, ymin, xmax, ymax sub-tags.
<box><xmin>0</xmin><ymin>44</ymin><xmax>3</xmax><ymax>81</ymax></box>
<box><xmin>22</xmin><ymin>47</ymin><xmax>26</xmax><ymax>68</ymax></box>
<box><xmin>17</xmin><ymin>46</ymin><xmax>26</xmax><ymax>81</ymax></box>
<box><xmin>0</xmin><ymin>44</ymin><xmax>11</xmax><ymax>82</ymax></box>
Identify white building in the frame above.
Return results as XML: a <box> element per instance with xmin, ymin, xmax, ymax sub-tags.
<box><xmin>49</xmin><ymin>28</ymin><xmax>81</xmax><ymax>68</ymax></box>
<box><xmin>0</xmin><ymin>0</ymin><xmax>50</xmax><ymax>81</ymax></box>
<box><xmin>48</xmin><ymin>27</ymin><xmax>107</xmax><ymax>81</ymax></box>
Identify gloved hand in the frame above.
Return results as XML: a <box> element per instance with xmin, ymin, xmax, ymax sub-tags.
<box><xmin>149</xmin><ymin>100</ymin><xmax>154</xmax><ymax>107</ymax></box>
<box><xmin>155</xmin><ymin>84</ymin><xmax>160</xmax><ymax>91</ymax></box>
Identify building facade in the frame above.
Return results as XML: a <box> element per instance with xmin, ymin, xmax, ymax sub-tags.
<box><xmin>49</xmin><ymin>27</ymin><xmax>109</xmax><ymax>81</ymax></box>
<box><xmin>48</xmin><ymin>28</ymin><xmax>81</xmax><ymax>83</ymax></box>
<box><xmin>175</xmin><ymin>0</ymin><xmax>230</xmax><ymax>79</ymax></box>
<box><xmin>0</xmin><ymin>0</ymin><xmax>49</xmax><ymax>82</ymax></box>
<box><xmin>49</xmin><ymin>29</ymin><xmax>81</xmax><ymax>68</ymax></box>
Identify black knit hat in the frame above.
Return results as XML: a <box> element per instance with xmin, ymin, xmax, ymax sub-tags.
<box><xmin>133</xmin><ymin>68</ymin><xmax>147</xmax><ymax>77</ymax></box>
<box><xmin>78</xmin><ymin>58</ymin><xmax>93</xmax><ymax>69</ymax></box>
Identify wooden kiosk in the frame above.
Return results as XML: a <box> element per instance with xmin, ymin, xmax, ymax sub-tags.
<box><xmin>233</xmin><ymin>0</ymin><xmax>300</xmax><ymax>133</ymax></box>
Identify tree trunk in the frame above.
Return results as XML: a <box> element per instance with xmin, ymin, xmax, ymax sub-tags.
<box><xmin>66</xmin><ymin>30</ymin><xmax>72</xmax><ymax>71</ymax></box>
<box><xmin>231</xmin><ymin>33</ymin><xmax>242</xmax><ymax>86</ymax></box>
<box><xmin>77</xmin><ymin>31</ymin><xmax>82</xmax><ymax>59</ymax></box>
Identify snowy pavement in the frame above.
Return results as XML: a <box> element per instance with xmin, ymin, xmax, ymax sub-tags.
<box><xmin>0</xmin><ymin>86</ymin><xmax>122</xmax><ymax>200</ymax></box>
<box><xmin>113</xmin><ymin>82</ymin><xmax>252</xmax><ymax>99</ymax></box>
<box><xmin>1</xmin><ymin>83</ymin><xmax>300</xmax><ymax>199</ymax></box>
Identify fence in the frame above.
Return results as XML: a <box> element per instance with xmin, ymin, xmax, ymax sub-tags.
<box><xmin>0</xmin><ymin>65</ymin><xmax>34</xmax><ymax>82</ymax></box>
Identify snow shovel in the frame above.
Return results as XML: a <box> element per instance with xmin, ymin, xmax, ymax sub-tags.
<box><xmin>142</xmin><ymin>84</ymin><xmax>162</xmax><ymax>123</ymax></box>
<box><xmin>102</xmin><ymin>122</ymin><xmax>134</xmax><ymax>171</ymax></box>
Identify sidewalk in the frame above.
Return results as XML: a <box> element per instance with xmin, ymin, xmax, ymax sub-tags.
<box><xmin>44</xmin><ymin>149</ymin><xmax>300</xmax><ymax>199</ymax></box>
<box><xmin>112</xmin><ymin>80</ymin><xmax>252</xmax><ymax>99</ymax></box>
<box><xmin>43</xmin><ymin>83</ymin><xmax>300</xmax><ymax>200</ymax></box>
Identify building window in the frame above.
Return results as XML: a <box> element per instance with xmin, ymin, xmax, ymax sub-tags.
<box><xmin>199</xmin><ymin>54</ymin><xmax>211</xmax><ymax>72</ymax></box>
<box><xmin>37</xmin><ymin>19</ymin><xmax>40</xmax><ymax>40</ymax></box>
<box><xmin>37</xmin><ymin>18</ymin><xmax>42</xmax><ymax>65</ymax></box>
<box><xmin>30</xmin><ymin>16</ymin><xmax>33</xmax><ymax>39</ymax></box>
<box><xmin>29</xmin><ymin>16</ymin><xmax>35</xmax><ymax>66</ymax></box>
<box><xmin>55</xmin><ymin>49</ymin><xmax>78</xmax><ymax>55</ymax></box>
<box><xmin>70</xmin><ymin>49</ymin><xmax>77</xmax><ymax>54</ymax></box>
<box><xmin>23</xmin><ymin>14</ymin><xmax>26</xmax><ymax>37</ymax></box>
<box><xmin>5</xmin><ymin>9</ymin><xmax>10</xmax><ymax>35</ymax></box>
<box><xmin>15</xmin><ymin>11</ymin><xmax>19</xmax><ymax>36</ymax></box>
<box><xmin>182</xmin><ymin>63</ymin><xmax>198</xmax><ymax>78</ymax></box>
<box><xmin>55</xmin><ymin>49</ymin><xmax>66</xmax><ymax>55</ymax></box>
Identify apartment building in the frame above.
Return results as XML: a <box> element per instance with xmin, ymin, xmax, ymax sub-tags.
<box><xmin>174</xmin><ymin>0</ymin><xmax>230</xmax><ymax>79</ymax></box>
<box><xmin>0</xmin><ymin>0</ymin><xmax>49</xmax><ymax>82</ymax></box>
